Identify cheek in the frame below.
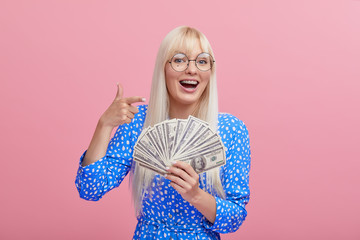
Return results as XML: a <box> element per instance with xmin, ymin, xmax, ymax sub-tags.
<box><xmin>202</xmin><ymin>74</ymin><xmax>210</xmax><ymax>89</ymax></box>
<box><xmin>165</xmin><ymin>78</ymin><xmax>174</xmax><ymax>95</ymax></box>
<box><xmin>164</xmin><ymin>67</ymin><xmax>172</xmax><ymax>91</ymax></box>
<box><xmin>165</xmin><ymin>65</ymin><xmax>182</xmax><ymax>92</ymax></box>
<box><xmin>200</xmin><ymin>72</ymin><xmax>211</xmax><ymax>85</ymax></box>
<box><xmin>165</xmin><ymin>65</ymin><xmax>175</xmax><ymax>86</ymax></box>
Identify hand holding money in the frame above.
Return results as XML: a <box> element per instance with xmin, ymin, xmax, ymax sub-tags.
<box><xmin>99</xmin><ymin>83</ymin><xmax>145</xmax><ymax>128</ymax></box>
<box><xmin>165</xmin><ymin>160</ymin><xmax>201</xmax><ymax>203</ymax></box>
<box><xmin>133</xmin><ymin>116</ymin><xmax>226</xmax><ymax>175</ymax></box>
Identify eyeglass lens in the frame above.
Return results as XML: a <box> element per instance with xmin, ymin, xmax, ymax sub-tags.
<box><xmin>170</xmin><ymin>53</ymin><xmax>213</xmax><ymax>72</ymax></box>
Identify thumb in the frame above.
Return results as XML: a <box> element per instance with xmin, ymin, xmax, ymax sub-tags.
<box><xmin>115</xmin><ymin>82</ymin><xmax>123</xmax><ymax>100</ymax></box>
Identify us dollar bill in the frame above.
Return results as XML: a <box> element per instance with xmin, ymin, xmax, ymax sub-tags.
<box><xmin>136</xmin><ymin>134</ymin><xmax>164</xmax><ymax>165</ymax></box>
<box><xmin>163</xmin><ymin>119</ymin><xmax>177</xmax><ymax>163</ymax></box>
<box><xmin>133</xmin><ymin>116</ymin><xmax>226</xmax><ymax>175</ymax></box>
<box><xmin>173</xmin><ymin>139</ymin><xmax>225</xmax><ymax>160</ymax></box>
<box><xmin>173</xmin><ymin>126</ymin><xmax>216</xmax><ymax>158</ymax></box>
<box><xmin>172</xmin><ymin>116</ymin><xmax>204</xmax><ymax>158</ymax></box>
<box><xmin>146</xmin><ymin>128</ymin><xmax>168</xmax><ymax>163</ymax></box>
<box><xmin>170</xmin><ymin>119</ymin><xmax>187</xmax><ymax>159</ymax></box>
<box><xmin>177</xmin><ymin>147</ymin><xmax>226</xmax><ymax>174</ymax></box>
<box><xmin>133</xmin><ymin>150</ymin><xmax>167</xmax><ymax>172</ymax></box>
<box><xmin>180</xmin><ymin>132</ymin><xmax>224</xmax><ymax>157</ymax></box>
<box><xmin>153</xmin><ymin>123</ymin><xmax>167</xmax><ymax>160</ymax></box>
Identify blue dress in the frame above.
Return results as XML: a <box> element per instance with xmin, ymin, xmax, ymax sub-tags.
<box><xmin>75</xmin><ymin>105</ymin><xmax>251</xmax><ymax>239</ymax></box>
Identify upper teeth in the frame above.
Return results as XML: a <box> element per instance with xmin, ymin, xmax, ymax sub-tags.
<box><xmin>180</xmin><ymin>80</ymin><xmax>198</xmax><ymax>85</ymax></box>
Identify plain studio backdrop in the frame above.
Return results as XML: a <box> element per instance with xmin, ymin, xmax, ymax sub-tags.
<box><xmin>1</xmin><ymin>0</ymin><xmax>359</xmax><ymax>239</ymax></box>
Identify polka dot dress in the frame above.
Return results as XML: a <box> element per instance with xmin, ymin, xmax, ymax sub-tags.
<box><xmin>75</xmin><ymin>105</ymin><xmax>251</xmax><ymax>239</ymax></box>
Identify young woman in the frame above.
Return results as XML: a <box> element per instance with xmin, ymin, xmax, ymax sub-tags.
<box><xmin>75</xmin><ymin>26</ymin><xmax>251</xmax><ymax>240</ymax></box>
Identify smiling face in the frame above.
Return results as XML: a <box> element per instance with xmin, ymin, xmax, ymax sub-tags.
<box><xmin>165</xmin><ymin>42</ymin><xmax>211</xmax><ymax>112</ymax></box>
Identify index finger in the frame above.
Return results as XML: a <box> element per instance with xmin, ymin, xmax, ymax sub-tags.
<box><xmin>124</xmin><ymin>96</ymin><xmax>146</xmax><ymax>104</ymax></box>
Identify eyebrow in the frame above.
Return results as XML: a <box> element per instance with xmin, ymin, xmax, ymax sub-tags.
<box><xmin>174</xmin><ymin>52</ymin><xmax>206</xmax><ymax>58</ymax></box>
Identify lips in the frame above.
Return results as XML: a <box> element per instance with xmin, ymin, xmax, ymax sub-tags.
<box><xmin>179</xmin><ymin>80</ymin><xmax>199</xmax><ymax>89</ymax></box>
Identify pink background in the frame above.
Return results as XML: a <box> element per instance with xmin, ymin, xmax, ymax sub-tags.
<box><xmin>1</xmin><ymin>0</ymin><xmax>359</xmax><ymax>239</ymax></box>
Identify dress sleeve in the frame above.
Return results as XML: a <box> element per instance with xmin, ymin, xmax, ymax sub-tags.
<box><xmin>203</xmin><ymin>117</ymin><xmax>251</xmax><ymax>233</ymax></box>
<box><xmin>75</xmin><ymin>115</ymin><xmax>140</xmax><ymax>201</ymax></box>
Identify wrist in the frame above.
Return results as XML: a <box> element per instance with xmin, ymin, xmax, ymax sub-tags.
<box><xmin>189</xmin><ymin>188</ymin><xmax>206</xmax><ymax>205</ymax></box>
<box><xmin>188</xmin><ymin>189</ymin><xmax>217</xmax><ymax>224</ymax></box>
<box><xmin>97</xmin><ymin>118</ymin><xmax>114</xmax><ymax>130</ymax></box>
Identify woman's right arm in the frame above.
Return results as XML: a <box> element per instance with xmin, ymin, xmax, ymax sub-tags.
<box><xmin>75</xmin><ymin>83</ymin><xmax>145</xmax><ymax>201</ymax></box>
<box><xmin>82</xmin><ymin>83</ymin><xmax>145</xmax><ymax>166</ymax></box>
<box><xmin>81</xmin><ymin>121</ymin><xmax>114</xmax><ymax>167</ymax></box>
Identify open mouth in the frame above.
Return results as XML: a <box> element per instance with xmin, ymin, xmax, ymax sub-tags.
<box><xmin>179</xmin><ymin>80</ymin><xmax>199</xmax><ymax>89</ymax></box>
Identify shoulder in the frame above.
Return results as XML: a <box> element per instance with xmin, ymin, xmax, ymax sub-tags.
<box><xmin>217</xmin><ymin>112</ymin><xmax>250</xmax><ymax>143</ymax></box>
<box><xmin>217</xmin><ymin>113</ymin><xmax>251</xmax><ymax>164</ymax></box>
<box><xmin>218</xmin><ymin>112</ymin><xmax>247</xmax><ymax>132</ymax></box>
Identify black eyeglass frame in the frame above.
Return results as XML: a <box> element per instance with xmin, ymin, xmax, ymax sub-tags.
<box><xmin>168</xmin><ymin>52</ymin><xmax>215</xmax><ymax>72</ymax></box>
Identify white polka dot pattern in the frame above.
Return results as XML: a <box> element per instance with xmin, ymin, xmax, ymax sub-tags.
<box><xmin>75</xmin><ymin>105</ymin><xmax>251</xmax><ymax>239</ymax></box>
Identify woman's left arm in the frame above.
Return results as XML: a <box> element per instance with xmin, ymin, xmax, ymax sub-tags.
<box><xmin>166</xmin><ymin>117</ymin><xmax>251</xmax><ymax>233</ymax></box>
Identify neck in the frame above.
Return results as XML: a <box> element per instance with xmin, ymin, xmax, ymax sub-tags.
<box><xmin>168</xmin><ymin>100</ymin><xmax>199</xmax><ymax>119</ymax></box>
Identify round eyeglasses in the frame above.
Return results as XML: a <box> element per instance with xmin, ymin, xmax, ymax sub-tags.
<box><xmin>169</xmin><ymin>53</ymin><xmax>215</xmax><ymax>72</ymax></box>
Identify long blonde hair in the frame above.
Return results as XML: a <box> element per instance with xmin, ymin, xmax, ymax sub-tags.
<box><xmin>130</xmin><ymin>26</ymin><xmax>225</xmax><ymax>215</ymax></box>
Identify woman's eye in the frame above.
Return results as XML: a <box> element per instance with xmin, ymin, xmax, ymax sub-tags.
<box><xmin>174</xmin><ymin>59</ymin><xmax>184</xmax><ymax>63</ymax></box>
<box><xmin>197</xmin><ymin>60</ymin><xmax>208</xmax><ymax>65</ymax></box>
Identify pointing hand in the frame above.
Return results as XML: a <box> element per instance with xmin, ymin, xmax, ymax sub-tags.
<box><xmin>99</xmin><ymin>83</ymin><xmax>145</xmax><ymax>128</ymax></box>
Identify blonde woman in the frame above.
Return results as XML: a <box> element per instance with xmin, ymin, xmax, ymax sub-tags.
<box><xmin>75</xmin><ymin>26</ymin><xmax>251</xmax><ymax>240</ymax></box>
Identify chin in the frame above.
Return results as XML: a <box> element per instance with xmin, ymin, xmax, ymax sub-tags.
<box><xmin>176</xmin><ymin>94</ymin><xmax>202</xmax><ymax>106</ymax></box>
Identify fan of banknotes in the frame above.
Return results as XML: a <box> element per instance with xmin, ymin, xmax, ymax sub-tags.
<box><xmin>133</xmin><ymin>116</ymin><xmax>226</xmax><ymax>175</ymax></box>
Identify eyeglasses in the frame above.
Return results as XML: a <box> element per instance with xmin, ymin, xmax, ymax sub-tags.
<box><xmin>168</xmin><ymin>52</ymin><xmax>215</xmax><ymax>72</ymax></box>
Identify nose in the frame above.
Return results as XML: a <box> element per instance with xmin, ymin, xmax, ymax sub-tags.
<box><xmin>185</xmin><ymin>60</ymin><xmax>197</xmax><ymax>75</ymax></box>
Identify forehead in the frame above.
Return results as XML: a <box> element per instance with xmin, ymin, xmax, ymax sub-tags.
<box><xmin>180</xmin><ymin>42</ymin><xmax>203</xmax><ymax>57</ymax></box>
<box><xmin>168</xmin><ymin>37</ymin><xmax>208</xmax><ymax>58</ymax></box>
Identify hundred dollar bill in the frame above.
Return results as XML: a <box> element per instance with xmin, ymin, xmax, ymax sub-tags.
<box><xmin>137</xmin><ymin>126</ymin><xmax>150</xmax><ymax>141</ymax></box>
<box><xmin>138</xmin><ymin>162</ymin><xmax>167</xmax><ymax>175</ymax></box>
<box><xmin>190</xmin><ymin>125</ymin><xmax>217</xmax><ymax>145</ymax></box>
<box><xmin>153</xmin><ymin>123</ymin><xmax>167</xmax><ymax>160</ymax></box>
<box><xmin>172</xmin><ymin>117</ymin><xmax>217</xmax><ymax>159</ymax></box>
<box><xmin>173</xmin><ymin>125</ymin><xmax>216</xmax><ymax>158</ymax></box>
<box><xmin>145</xmin><ymin>128</ymin><xmax>168</xmax><ymax>163</ymax></box>
<box><xmin>134</xmin><ymin>115</ymin><xmax>226</xmax><ymax>174</ymax></box>
<box><xmin>135</xmin><ymin>126</ymin><xmax>150</xmax><ymax>149</ymax></box>
<box><xmin>181</xmin><ymin>131</ymin><xmax>224</xmax><ymax>156</ymax></box>
<box><xmin>173</xmin><ymin>139</ymin><xmax>224</xmax><ymax>160</ymax></box>
<box><xmin>136</xmin><ymin>130</ymin><xmax>165</xmax><ymax>164</ymax></box>
<box><xmin>172</xmin><ymin>116</ymin><xmax>205</xmax><ymax>158</ymax></box>
<box><xmin>163</xmin><ymin>119</ymin><xmax>177</xmax><ymax>163</ymax></box>
<box><xmin>133</xmin><ymin>150</ymin><xmax>166</xmax><ymax>172</ymax></box>
<box><xmin>139</xmin><ymin>163</ymin><xmax>167</xmax><ymax>176</ymax></box>
<box><xmin>177</xmin><ymin>147</ymin><xmax>226</xmax><ymax>174</ymax></box>
<box><xmin>170</xmin><ymin>119</ymin><xmax>187</xmax><ymax>159</ymax></box>
<box><xmin>173</xmin><ymin>124</ymin><xmax>206</xmax><ymax>156</ymax></box>
<box><xmin>135</xmin><ymin>142</ymin><xmax>166</xmax><ymax>167</ymax></box>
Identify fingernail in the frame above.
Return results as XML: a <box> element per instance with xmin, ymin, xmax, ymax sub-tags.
<box><xmin>172</xmin><ymin>161</ymin><xmax>177</xmax><ymax>165</ymax></box>
<box><xmin>141</xmin><ymin>98</ymin><xmax>146</xmax><ymax>102</ymax></box>
<box><xmin>116</xmin><ymin>82</ymin><xmax>119</xmax><ymax>86</ymax></box>
<box><xmin>165</xmin><ymin>166</ymin><xmax>170</xmax><ymax>171</ymax></box>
